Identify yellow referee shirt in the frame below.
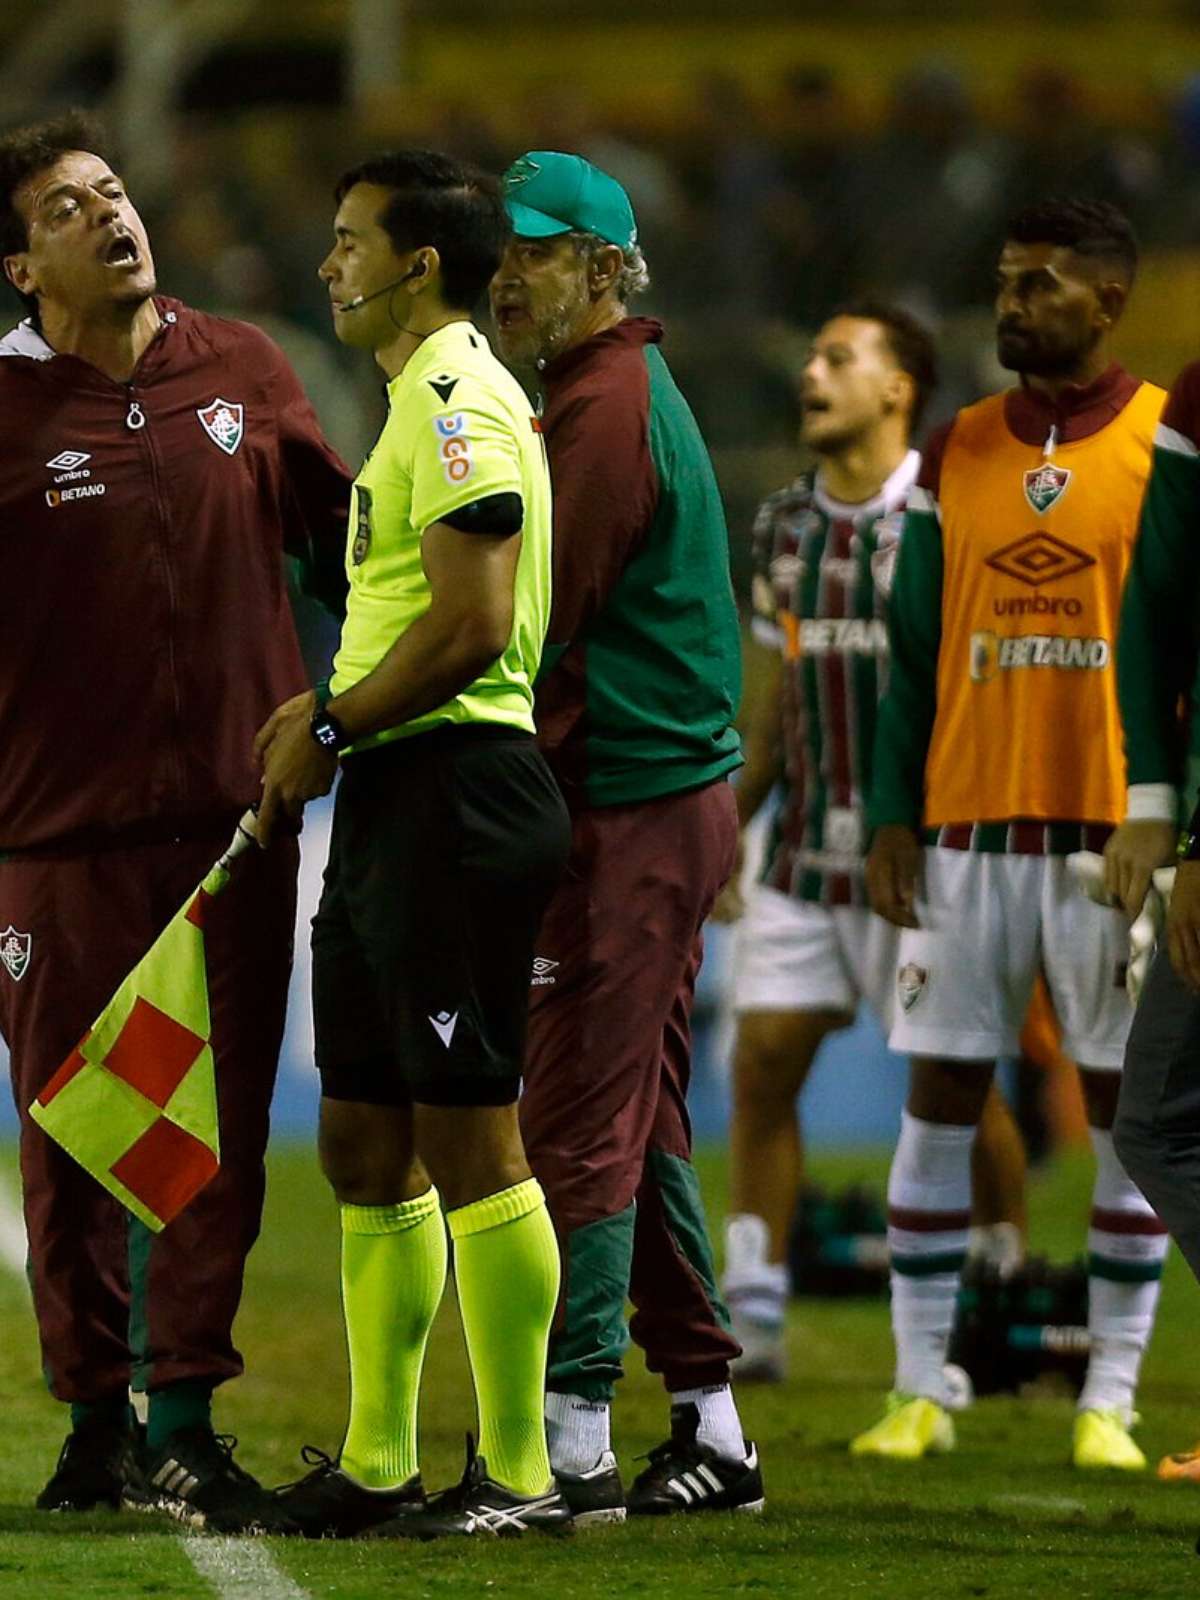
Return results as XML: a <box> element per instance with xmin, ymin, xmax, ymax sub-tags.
<box><xmin>330</xmin><ymin>320</ymin><xmax>552</xmax><ymax>749</ymax></box>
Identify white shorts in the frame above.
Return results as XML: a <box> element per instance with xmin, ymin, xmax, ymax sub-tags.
<box><xmin>888</xmin><ymin>848</ymin><xmax>1131</xmax><ymax>1069</ymax></box>
<box><xmin>733</xmin><ymin>882</ymin><xmax>899</xmax><ymax>1029</ymax></box>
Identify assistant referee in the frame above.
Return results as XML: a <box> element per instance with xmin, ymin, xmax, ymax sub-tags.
<box><xmin>256</xmin><ymin>150</ymin><xmax>571</xmax><ymax>1539</ymax></box>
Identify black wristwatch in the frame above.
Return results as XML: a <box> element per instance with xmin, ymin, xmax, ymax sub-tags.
<box><xmin>309</xmin><ymin>708</ymin><xmax>348</xmax><ymax>752</ymax></box>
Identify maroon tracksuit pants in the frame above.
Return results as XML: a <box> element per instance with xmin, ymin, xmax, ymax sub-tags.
<box><xmin>521</xmin><ymin>779</ymin><xmax>741</xmax><ymax>1401</ymax></box>
<box><xmin>0</xmin><ymin>828</ymin><xmax>296</xmax><ymax>1403</ymax></box>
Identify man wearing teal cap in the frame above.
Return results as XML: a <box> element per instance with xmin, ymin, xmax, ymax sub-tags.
<box><xmin>491</xmin><ymin>152</ymin><xmax>763</xmax><ymax>1522</ymax></box>
<box><xmin>502</xmin><ymin>151</ymin><xmax>639</xmax><ymax>251</ymax></box>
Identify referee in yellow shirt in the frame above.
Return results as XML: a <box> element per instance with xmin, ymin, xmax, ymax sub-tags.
<box><xmin>256</xmin><ymin>150</ymin><xmax>571</xmax><ymax>1538</ymax></box>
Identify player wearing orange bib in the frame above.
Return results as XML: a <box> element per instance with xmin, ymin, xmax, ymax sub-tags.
<box><xmin>858</xmin><ymin>200</ymin><xmax>1169</xmax><ymax>1470</ymax></box>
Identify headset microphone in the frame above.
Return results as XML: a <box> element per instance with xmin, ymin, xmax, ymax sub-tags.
<box><xmin>341</xmin><ymin>259</ymin><xmax>426</xmax><ymax>312</ymax></box>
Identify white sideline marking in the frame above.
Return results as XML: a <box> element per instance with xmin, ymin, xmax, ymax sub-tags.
<box><xmin>0</xmin><ymin>1170</ymin><xmax>308</xmax><ymax>1600</ymax></box>
<box><xmin>990</xmin><ymin>1493</ymin><xmax>1087</xmax><ymax>1516</ymax></box>
<box><xmin>184</xmin><ymin>1536</ymin><xmax>310</xmax><ymax>1600</ymax></box>
<box><xmin>0</xmin><ymin>1167</ymin><xmax>28</xmax><ymax>1281</ymax></box>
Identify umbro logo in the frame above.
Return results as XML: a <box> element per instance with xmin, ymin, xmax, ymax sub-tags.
<box><xmin>984</xmin><ymin>531</ymin><xmax>1094</xmax><ymax>588</ymax></box>
<box><xmin>45</xmin><ymin>450</ymin><xmax>90</xmax><ymax>471</ymax></box>
<box><xmin>531</xmin><ymin>957</ymin><xmax>558</xmax><ymax>987</ymax></box>
<box><xmin>429</xmin><ymin>1010</ymin><xmax>458</xmax><ymax>1048</ymax></box>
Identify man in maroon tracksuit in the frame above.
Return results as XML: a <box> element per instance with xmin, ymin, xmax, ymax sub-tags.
<box><xmin>492</xmin><ymin>152</ymin><xmax>761</xmax><ymax>1522</ymax></box>
<box><xmin>0</xmin><ymin>113</ymin><xmax>350</xmax><ymax>1532</ymax></box>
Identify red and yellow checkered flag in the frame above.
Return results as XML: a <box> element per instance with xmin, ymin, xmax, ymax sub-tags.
<box><xmin>30</xmin><ymin>812</ymin><xmax>259</xmax><ymax>1233</ymax></box>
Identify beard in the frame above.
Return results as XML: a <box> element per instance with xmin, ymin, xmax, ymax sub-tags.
<box><xmin>496</xmin><ymin>284</ymin><xmax>590</xmax><ymax>370</ymax></box>
<box><xmin>996</xmin><ymin>326</ymin><xmax>1086</xmax><ymax>377</ymax></box>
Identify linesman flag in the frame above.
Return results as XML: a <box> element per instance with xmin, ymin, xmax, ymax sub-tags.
<box><xmin>30</xmin><ymin>811</ymin><xmax>259</xmax><ymax>1233</ymax></box>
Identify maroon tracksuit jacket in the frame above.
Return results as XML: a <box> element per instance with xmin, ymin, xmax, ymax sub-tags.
<box><xmin>0</xmin><ymin>300</ymin><xmax>352</xmax><ymax>1401</ymax></box>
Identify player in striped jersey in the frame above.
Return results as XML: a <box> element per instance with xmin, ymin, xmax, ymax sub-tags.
<box><xmin>717</xmin><ymin>303</ymin><xmax>1023</xmax><ymax>1378</ymax></box>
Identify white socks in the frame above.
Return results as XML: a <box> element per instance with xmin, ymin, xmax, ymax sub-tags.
<box><xmin>547</xmin><ymin>1384</ymin><xmax>747</xmax><ymax>1470</ymax></box>
<box><xmin>723</xmin><ymin>1213</ymin><xmax>790</xmax><ymax>1328</ymax></box>
<box><xmin>887</xmin><ymin>1111</ymin><xmax>975</xmax><ymax>1403</ymax></box>
<box><xmin>1078</xmin><ymin>1126</ymin><xmax>1168</xmax><ymax>1418</ymax></box>
<box><xmin>671</xmin><ymin>1383</ymin><xmax>747</xmax><ymax>1463</ymax></box>
<box><xmin>545</xmin><ymin>1391</ymin><xmax>611</xmax><ymax>1475</ymax></box>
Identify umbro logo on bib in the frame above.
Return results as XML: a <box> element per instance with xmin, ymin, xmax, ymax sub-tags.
<box><xmin>984</xmin><ymin>531</ymin><xmax>1094</xmax><ymax>588</ymax></box>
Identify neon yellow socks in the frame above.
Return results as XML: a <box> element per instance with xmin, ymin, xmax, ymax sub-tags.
<box><xmin>448</xmin><ymin>1178</ymin><xmax>560</xmax><ymax>1497</ymax></box>
<box><xmin>338</xmin><ymin>1179</ymin><xmax>559</xmax><ymax>1498</ymax></box>
<box><xmin>339</xmin><ymin>1187</ymin><xmax>447</xmax><ymax>1489</ymax></box>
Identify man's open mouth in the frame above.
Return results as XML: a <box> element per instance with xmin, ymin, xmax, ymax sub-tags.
<box><xmin>104</xmin><ymin>235</ymin><xmax>139</xmax><ymax>266</ymax></box>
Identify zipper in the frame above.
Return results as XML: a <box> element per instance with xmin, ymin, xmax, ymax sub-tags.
<box><xmin>128</xmin><ymin>381</ymin><xmax>187</xmax><ymax>811</ymax></box>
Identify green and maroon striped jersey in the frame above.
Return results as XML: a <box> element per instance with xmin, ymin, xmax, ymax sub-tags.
<box><xmin>751</xmin><ymin>451</ymin><xmax>919</xmax><ymax>905</ymax></box>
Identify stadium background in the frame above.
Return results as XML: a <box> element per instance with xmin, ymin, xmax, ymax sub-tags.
<box><xmin>7</xmin><ymin>7</ymin><xmax>1200</xmax><ymax>1597</ymax></box>
<box><xmin>6</xmin><ymin>0</ymin><xmax>1200</xmax><ymax>1146</ymax></box>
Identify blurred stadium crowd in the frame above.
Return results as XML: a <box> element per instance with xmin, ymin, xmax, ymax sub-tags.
<box><xmin>11</xmin><ymin>41</ymin><xmax>1200</xmax><ymax>593</ymax></box>
<box><xmin>104</xmin><ymin>60</ymin><xmax>1200</xmax><ymax>589</ymax></box>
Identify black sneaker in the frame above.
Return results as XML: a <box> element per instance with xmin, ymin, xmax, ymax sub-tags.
<box><xmin>272</xmin><ymin>1445</ymin><xmax>425</xmax><ymax>1538</ymax></box>
<box><xmin>37</xmin><ymin>1415</ymin><xmax>147</xmax><ymax>1512</ymax></box>
<box><xmin>627</xmin><ymin>1404</ymin><xmax>764</xmax><ymax>1517</ymax></box>
<box><xmin>370</xmin><ymin>1436</ymin><xmax>573</xmax><ymax>1540</ymax></box>
<box><xmin>143</xmin><ymin>1426</ymin><xmax>299</xmax><ymax>1535</ymax></box>
<box><xmin>555</xmin><ymin>1450</ymin><xmax>626</xmax><ymax>1527</ymax></box>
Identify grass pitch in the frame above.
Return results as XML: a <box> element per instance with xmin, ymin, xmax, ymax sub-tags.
<box><xmin>2</xmin><ymin>1142</ymin><xmax>1199</xmax><ymax>1599</ymax></box>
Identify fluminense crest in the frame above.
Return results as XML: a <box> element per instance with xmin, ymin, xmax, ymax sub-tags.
<box><xmin>504</xmin><ymin>156</ymin><xmax>541</xmax><ymax>191</ymax></box>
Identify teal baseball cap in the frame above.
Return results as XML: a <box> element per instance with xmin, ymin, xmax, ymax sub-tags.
<box><xmin>502</xmin><ymin>151</ymin><xmax>638</xmax><ymax>251</ymax></box>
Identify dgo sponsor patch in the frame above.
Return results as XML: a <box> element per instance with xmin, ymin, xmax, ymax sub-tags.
<box><xmin>433</xmin><ymin>412</ymin><xmax>472</xmax><ymax>485</ymax></box>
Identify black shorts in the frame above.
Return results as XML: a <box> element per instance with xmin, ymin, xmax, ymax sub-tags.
<box><xmin>312</xmin><ymin>724</ymin><xmax>570</xmax><ymax>1107</ymax></box>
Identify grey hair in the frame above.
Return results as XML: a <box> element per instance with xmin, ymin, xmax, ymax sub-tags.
<box><xmin>569</xmin><ymin>230</ymin><xmax>650</xmax><ymax>302</ymax></box>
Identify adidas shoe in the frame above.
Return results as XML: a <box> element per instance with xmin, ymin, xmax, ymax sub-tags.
<box><xmin>272</xmin><ymin>1445</ymin><xmax>425</xmax><ymax>1538</ymax></box>
<box><xmin>849</xmin><ymin>1394</ymin><xmax>955</xmax><ymax>1460</ymax></box>
<box><xmin>370</xmin><ymin>1436</ymin><xmax>573</xmax><ymax>1539</ymax></box>
<box><xmin>1158</xmin><ymin>1440</ymin><xmax>1200</xmax><ymax>1483</ymax></box>
<box><xmin>37</xmin><ymin>1414</ymin><xmax>148</xmax><ymax>1512</ymax></box>
<box><xmin>144</xmin><ymin>1426</ymin><xmax>300</xmax><ymax>1534</ymax></box>
<box><xmin>626</xmin><ymin>1405</ymin><xmax>764</xmax><ymax>1517</ymax></box>
<box><xmin>1073</xmin><ymin>1409</ymin><xmax>1146</xmax><ymax>1472</ymax></box>
<box><xmin>555</xmin><ymin>1450</ymin><xmax>626</xmax><ymax>1526</ymax></box>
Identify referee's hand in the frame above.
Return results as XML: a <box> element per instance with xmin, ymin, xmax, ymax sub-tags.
<box><xmin>254</xmin><ymin>690</ymin><xmax>334</xmax><ymax>848</ymax></box>
<box><xmin>866</xmin><ymin>824</ymin><xmax>921</xmax><ymax>929</ymax></box>
<box><xmin>1167</xmin><ymin>860</ymin><xmax>1200</xmax><ymax>992</ymax></box>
